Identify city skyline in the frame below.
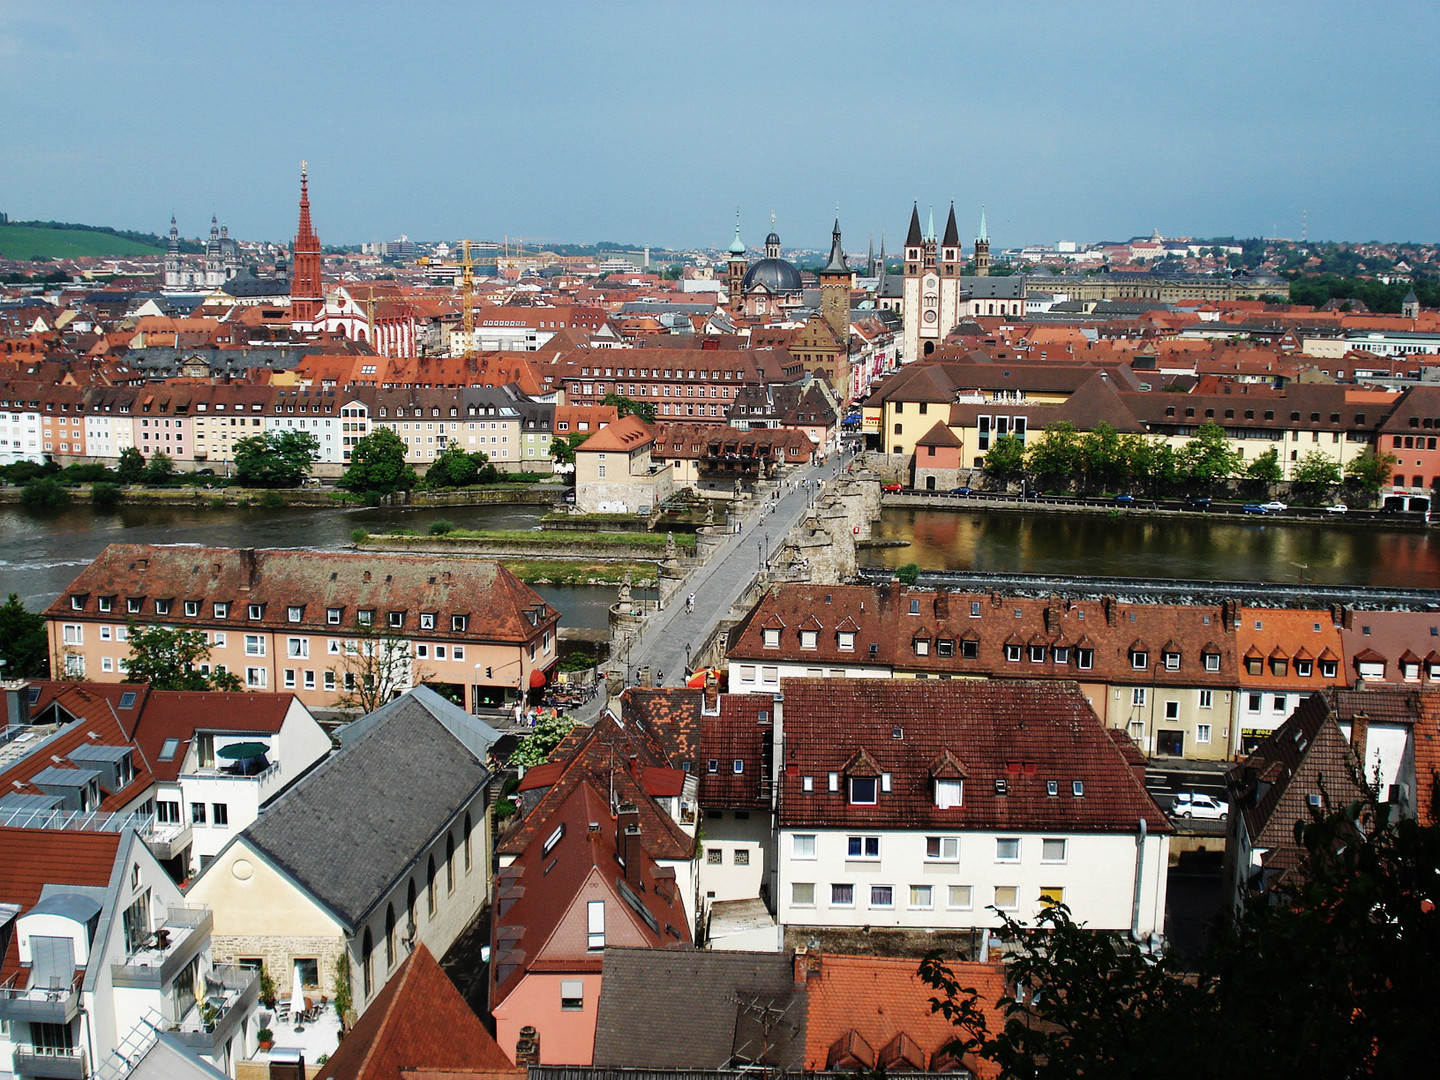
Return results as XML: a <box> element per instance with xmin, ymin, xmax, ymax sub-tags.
<box><xmin>2</xmin><ymin>1</ymin><xmax>1436</xmax><ymax>250</ymax></box>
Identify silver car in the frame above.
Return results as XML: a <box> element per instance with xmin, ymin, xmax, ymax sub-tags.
<box><xmin>1171</xmin><ymin>792</ymin><xmax>1228</xmax><ymax>819</ymax></box>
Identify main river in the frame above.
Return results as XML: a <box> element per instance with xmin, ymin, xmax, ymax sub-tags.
<box><xmin>2</xmin><ymin>502</ymin><xmax>1435</xmax><ymax>621</ymax></box>
<box><xmin>865</xmin><ymin>507</ymin><xmax>1440</xmax><ymax>588</ymax></box>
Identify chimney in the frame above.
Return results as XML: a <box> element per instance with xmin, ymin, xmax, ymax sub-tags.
<box><xmin>1102</xmin><ymin>596</ymin><xmax>1116</xmax><ymax>626</ymax></box>
<box><xmin>238</xmin><ymin>548</ymin><xmax>257</xmax><ymax>590</ymax></box>
<box><xmin>703</xmin><ymin>670</ymin><xmax>720</xmax><ymax>714</ymax></box>
<box><xmin>4</xmin><ymin>682</ymin><xmax>31</xmax><ymax>726</ymax></box>
<box><xmin>515</xmin><ymin>1026</ymin><xmax>541</xmax><ymax>1067</ymax></box>
<box><xmin>793</xmin><ymin>947</ymin><xmax>822</xmax><ymax>986</ymax></box>
<box><xmin>616</xmin><ymin>802</ymin><xmax>642</xmax><ymax>886</ymax></box>
<box><xmin>1350</xmin><ymin>713</ymin><xmax>1370</xmax><ymax>762</ymax></box>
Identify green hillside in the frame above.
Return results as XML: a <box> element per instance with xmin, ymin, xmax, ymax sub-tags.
<box><xmin>0</xmin><ymin>221</ymin><xmax>165</xmax><ymax>260</ymax></box>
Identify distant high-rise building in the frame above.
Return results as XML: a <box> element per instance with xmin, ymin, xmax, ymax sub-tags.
<box><xmin>290</xmin><ymin>162</ymin><xmax>323</xmax><ymax>328</ymax></box>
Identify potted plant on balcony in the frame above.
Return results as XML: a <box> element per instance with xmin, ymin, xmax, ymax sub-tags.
<box><xmin>200</xmin><ymin>1000</ymin><xmax>219</xmax><ymax>1033</ymax></box>
<box><xmin>259</xmin><ymin>967</ymin><xmax>278</xmax><ymax>1010</ymax></box>
<box><xmin>257</xmin><ymin>1026</ymin><xmax>274</xmax><ymax>1052</ymax></box>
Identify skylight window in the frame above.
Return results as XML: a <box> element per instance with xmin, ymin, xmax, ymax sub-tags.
<box><xmin>118</xmin><ymin>691</ymin><xmax>137</xmax><ymax>709</ymax></box>
<box><xmin>159</xmin><ymin>738</ymin><xmax>180</xmax><ymax>761</ymax></box>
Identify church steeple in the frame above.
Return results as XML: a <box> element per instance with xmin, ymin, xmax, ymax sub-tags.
<box><xmin>818</xmin><ymin>218</ymin><xmax>852</xmax><ymax>396</ymax></box>
<box><xmin>974</xmin><ymin>205</ymin><xmax>991</xmax><ymax>277</ymax></box>
<box><xmin>726</xmin><ymin>211</ymin><xmax>747</xmax><ymax>312</ymax></box>
<box><xmin>764</xmin><ymin>213</ymin><xmax>781</xmax><ymax>260</ymax></box>
<box><xmin>940</xmin><ymin>202</ymin><xmax>961</xmax><ymax>276</ymax></box>
<box><xmin>290</xmin><ymin>161</ymin><xmax>323</xmax><ymax>325</ymax></box>
<box><xmin>822</xmin><ymin>218</ymin><xmax>848</xmax><ymax>274</ymax></box>
<box><xmin>922</xmin><ymin>205</ymin><xmax>937</xmax><ymax>271</ymax></box>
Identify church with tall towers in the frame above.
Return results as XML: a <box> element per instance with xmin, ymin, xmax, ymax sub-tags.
<box><xmin>163</xmin><ymin>215</ymin><xmax>242</xmax><ymax>291</ymax></box>
<box><xmin>289</xmin><ymin>162</ymin><xmax>324</xmax><ymax>330</ymax></box>
<box><xmin>901</xmin><ymin>202</ymin><xmax>1025</xmax><ymax>362</ymax></box>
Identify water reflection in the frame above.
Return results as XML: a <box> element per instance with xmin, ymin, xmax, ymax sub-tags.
<box><xmin>869</xmin><ymin>508</ymin><xmax>1439</xmax><ymax>587</ymax></box>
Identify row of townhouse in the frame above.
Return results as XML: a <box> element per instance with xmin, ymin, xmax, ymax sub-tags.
<box><xmin>0</xmin><ymin>379</ymin><xmax>580</xmax><ymax>473</ymax></box>
<box><xmin>724</xmin><ymin>584</ymin><xmax>1440</xmax><ymax>762</ymax></box>
<box><xmin>45</xmin><ymin>544</ymin><xmax>562</xmax><ymax>712</ymax></box>
<box><xmin>694</xmin><ymin>678</ymin><xmax>1171</xmax><ymax>949</ymax></box>
<box><xmin>865</xmin><ymin>357</ymin><xmax>1440</xmax><ymax>495</ymax></box>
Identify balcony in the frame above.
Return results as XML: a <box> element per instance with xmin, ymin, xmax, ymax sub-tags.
<box><xmin>0</xmin><ymin>973</ymin><xmax>80</xmax><ymax>1025</ymax></box>
<box><xmin>169</xmin><ymin>963</ymin><xmax>258</xmax><ymax>1054</ymax></box>
<box><xmin>146</xmin><ymin>820</ymin><xmax>193</xmax><ymax>862</ymax></box>
<box><xmin>12</xmin><ymin>1045</ymin><xmax>87</xmax><ymax>1080</ymax></box>
<box><xmin>110</xmin><ymin>906</ymin><xmax>213</xmax><ymax>990</ymax></box>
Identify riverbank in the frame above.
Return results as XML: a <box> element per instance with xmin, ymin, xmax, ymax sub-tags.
<box><xmin>0</xmin><ymin>482</ymin><xmax>563</xmax><ymax>508</ymax></box>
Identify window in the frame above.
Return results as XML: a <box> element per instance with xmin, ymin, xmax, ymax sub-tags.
<box><xmin>98</xmin><ymin>596</ymin><xmax>113</xmax><ymax>613</ymax></box>
<box><xmin>1039</xmin><ymin>885</ymin><xmax>1065</xmax><ymax>906</ymax></box>
<box><xmin>734</xmin><ymin>848</ymin><xmax>750</xmax><ymax>865</ymax></box>
<box><xmin>1320</xmin><ymin>659</ymin><xmax>1337</xmax><ymax>678</ymax></box>
<box><xmin>212</xmin><ymin>803</ymin><xmax>229</xmax><ymax>826</ymax></box>
<box><xmin>838</xmin><ymin>631</ymin><xmax>855</xmax><ymax>651</ymax></box>
<box><xmin>452</xmin><ymin>615</ymin><xmax>467</xmax><ymax>632</ymax></box>
<box><xmin>287</xmin><ymin>605</ymin><xmax>303</xmax><ymax>623</ymax></box>
<box><xmin>733</xmin><ymin>759</ymin><xmax>744</xmax><ymax>774</ymax></box>
<box><xmin>156</xmin><ymin>800</ymin><xmax>180</xmax><ymax>824</ymax></box>
<box><xmin>1131</xmin><ymin>650</ymin><xmax>1148</xmax><ymax>670</ymax></box>
<box><xmin>831</xmin><ymin>883</ymin><xmax>855</xmax><ymax>906</ymax></box>
<box><xmin>287</xmin><ymin>637</ymin><xmax>308</xmax><ymax>659</ymax></box>
<box><xmin>327</xmin><ymin>607</ymin><xmax>342</xmax><ymax>625</ymax></box>
<box><xmin>914</xmin><ymin>637</ymin><xmax>930</xmax><ymax>656</ymax></box>
<box><xmin>63</xmin><ymin>624</ymin><xmax>83</xmax><ymax>645</ymax></box>
<box><xmin>849</xmin><ymin>777</ymin><xmax>877</xmax><ymax>804</ymax></box>
<box><xmin>961</xmin><ymin>639</ymin><xmax>979</xmax><ymax>659</ymax></box>
<box><xmin>926</xmin><ymin>836</ymin><xmax>959</xmax><ymax>861</ymax></box>
<box><xmin>1072</xmin><ymin>781</ymin><xmax>1085</xmax><ymax>797</ymax></box>
<box><xmin>184</xmin><ymin>600</ymin><xmax>199</xmax><ymax>617</ymax></box>
<box><xmin>127</xmin><ymin>598</ymin><xmax>142</xmax><ymax>614</ymax></box>
<box><xmin>948</xmin><ymin>885</ymin><xmax>973</xmax><ymax>909</ymax></box>
<box><xmin>561</xmin><ymin>980</ymin><xmax>585</xmax><ymax>1011</ymax></box>
<box><xmin>870</xmin><ymin>885</ymin><xmax>894</xmax><ymax>908</ymax></box>
<box><xmin>1248</xmin><ymin>692</ymin><xmax>1262</xmax><ymax>713</ymax></box>
<box><xmin>792</xmin><ymin>882</ymin><xmax>816</xmax><ymax>906</ymax></box>
<box><xmin>1077</xmin><ymin>648</ymin><xmax>1094</xmax><ymax>670</ymax></box>
<box><xmin>793</xmin><ymin>834</ymin><xmax>817</xmax><ymax>859</ymax></box>
<box><xmin>420</xmin><ymin>612</ymin><xmax>436</xmax><ymax>630</ymax></box>
<box><xmin>909</xmin><ymin>884</ymin><xmax>934</xmax><ymax>909</ymax></box>
<box><xmin>847</xmin><ymin>835</ymin><xmax>880</xmax><ymax>859</ymax></box>
<box><xmin>934</xmin><ymin>778</ymin><xmax>963</xmax><ymax>809</ymax></box>
<box><xmin>1041</xmin><ymin>838</ymin><xmax>1067</xmax><ymax>863</ymax></box>
<box><xmin>1004</xmin><ymin>643</ymin><xmax>1022</xmax><ymax>662</ymax></box>
<box><xmin>994</xmin><ymin>885</ymin><xmax>1019</xmax><ymax>910</ymax></box>
<box><xmin>1199</xmin><ymin>689</ymin><xmax>1213</xmax><ymax>709</ymax></box>
<box><xmin>1296</xmin><ymin>659</ymin><xmax>1313</xmax><ymax>677</ymax></box>
<box><xmin>1164</xmin><ymin>651</ymin><xmax>1180</xmax><ymax>670</ymax></box>
<box><xmin>1131</xmin><ymin>687</ymin><xmax>1147</xmax><ymax>707</ymax></box>
<box><xmin>1197</xmin><ymin>724</ymin><xmax>1212</xmax><ymax>744</ymax></box>
<box><xmin>247</xmin><ymin>604</ymin><xmax>263</xmax><ymax>620</ymax></box>
<box><xmin>427</xmin><ymin>855</ymin><xmax>437</xmax><ymax>916</ymax></box>
<box><xmin>1028</xmin><ymin>644</ymin><xmax>1046</xmax><ymax>663</ymax></box>
<box><xmin>587</xmin><ymin>900</ymin><xmax>605</xmax><ymax>949</ymax></box>
<box><xmin>1204</xmin><ymin>652</ymin><xmax>1220</xmax><ymax>672</ymax></box>
<box><xmin>996</xmin><ymin>838</ymin><xmax>1020</xmax><ymax>861</ymax></box>
<box><xmin>357</xmin><ymin>609</ymin><xmax>373</xmax><ymax>626</ymax></box>
<box><xmin>389</xmin><ymin>611</ymin><xmax>405</xmax><ymax>628</ymax></box>
<box><xmin>154</xmin><ymin>599</ymin><xmax>171</xmax><ymax>615</ymax></box>
<box><xmin>244</xmin><ymin>634</ymin><xmax>265</xmax><ymax>656</ymax></box>
<box><xmin>1164</xmin><ymin>701</ymin><xmax>1180</xmax><ymax>720</ymax></box>
<box><xmin>763</xmin><ymin>628</ymin><xmax>780</xmax><ymax>648</ymax></box>
<box><xmin>191</xmin><ymin>802</ymin><xmax>207</xmax><ymax>824</ymax></box>
<box><xmin>707</xmin><ymin>849</ymin><xmax>723</xmax><ymax>864</ymax></box>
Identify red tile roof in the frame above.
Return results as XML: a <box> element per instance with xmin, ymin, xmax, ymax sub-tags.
<box><xmin>315</xmin><ymin>943</ymin><xmax>515</xmax><ymax>1080</ymax></box>
<box><xmin>0</xmin><ymin>828</ymin><xmax>122</xmax><ymax>981</ymax></box>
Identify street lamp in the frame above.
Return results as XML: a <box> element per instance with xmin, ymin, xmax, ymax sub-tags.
<box><xmin>757</xmin><ymin>534</ymin><xmax>766</xmax><ymax>571</ymax></box>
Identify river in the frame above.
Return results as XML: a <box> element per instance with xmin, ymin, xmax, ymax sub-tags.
<box><xmin>0</xmin><ymin>501</ymin><xmax>646</xmax><ymax>629</ymax></box>
<box><xmin>864</xmin><ymin>507</ymin><xmax>1440</xmax><ymax>588</ymax></box>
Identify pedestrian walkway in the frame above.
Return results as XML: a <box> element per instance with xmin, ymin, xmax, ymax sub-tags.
<box><xmin>573</xmin><ymin>450</ymin><xmax>855</xmax><ymax>721</ymax></box>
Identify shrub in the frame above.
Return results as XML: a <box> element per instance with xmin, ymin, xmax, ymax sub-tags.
<box><xmin>90</xmin><ymin>481</ymin><xmax>122</xmax><ymax>507</ymax></box>
<box><xmin>494</xmin><ymin>798</ymin><xmax>517</xmax><ymax>821</ymax></box>
<box><xmin>21</xmin><ymin>478</ymin><xmax>69</xmax><ymax>507</ymax></box>
<box><xmin>350</xmin><ymin>528</ymin><xmax>369</xmax><ymax>545</ymax></box>
<box><xmin>258</xmin><ymin>490</ymin><xmax>285</xmax><ymax>509</ymax></box>
<box><xmin>429</xmin><ymin>518</ymin><xmax>455</xmax><ymax>535</ymax></box>
<box><xmin>895</xmin><ymin>562</ymin><xmax>921</xmax><ymax>585</ymax></box>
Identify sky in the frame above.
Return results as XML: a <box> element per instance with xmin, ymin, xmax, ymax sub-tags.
<box><xmin>2</xmin><ymin>1</ymin><xmax>1436</xmax><ymax>253</ymax></box>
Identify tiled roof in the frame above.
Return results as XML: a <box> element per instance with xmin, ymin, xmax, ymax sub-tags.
<box><xmin>315</xmin><ymin>943</ymin><xmax>514</xmax><ymax>1080</ymax></box>
<box><xmin>0</xmin><ymin>688</ymin><xmax>154</xmax><ymax>812</ymax></box>
<box><xmin>1337</xmin><ymin>610</ymin><xmax>1440</xmax><ymax>688</ymax></box>
<box><xmin>575</xmin><ymin>414</ymin><xmax>655</xmax><ymax>453</ymax></box>
<box><xmin>593</xmin><ymin>948</ymin><xmax>803</xmax><ymax>1069</ymax></box>
<box><xmin>700</xmin><ymin>697</ymin><xmax>775</xmax><ymax>810</ymax></box>
<box><xmin>617</xmin><ymin>688</ymin><xmax>703</xmax><ymax>770</ymax></box>
<box><xmin>47</xmin><ymin>544</ymin><xmax>557</xmax><ymax>645</ymax></box>
<box><xmin>0</xmin><ymin>827</ymin><xmax>122</xmax><ymax>982</ymax></box>
<box><xmin>237</xmin><ymin>693</ymin><xmax>490</xmax><ymax>930</ymax></box>
<box><xmin>129</xmin><ymin>690</ymin><xmax>294</xmax><ymax>782</ymax></box>
<box><xmin>802</xmin><ymin>953</ymin><xmax>1004</xmax><ymax>1078</ymax></box>
<box><xmin>777</xmin><ymin>679</ymin><xmax>1170</xmax><ymax>833</ymax></box>
<box><xmin>1235</xmin><ymin>608</ymin><xmax>1350</xmax><ymax>691</ymax></box>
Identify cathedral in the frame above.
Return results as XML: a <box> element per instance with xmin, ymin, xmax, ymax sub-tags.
<box><xmin>901</xmin><ymin>202</ymin><xmax>1026</xmax><ymax>361</ymax></box>
<box><xmin>726</xmin><ymin>217</ymin><xmax>806</xmax><ymax>317</ymax></box>
<box><xmin>163</xmin><ymin>215</ymin><xmax>242</xmax><ymax>291</ymax></box>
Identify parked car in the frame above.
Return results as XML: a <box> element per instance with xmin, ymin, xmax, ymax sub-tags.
<box><xmin>1186</xmin><ymin>495</ymin><xmax>1212</xmax><ymax>509</ymax></box>
<box><xmin>1113</xmin><ymin>494</ymin><xmax>1136</xmax><ymax>505</ymax></box>
<box><xmin>1242</xmin><ymin>504</ymin><xmax>1269</xmax><ymax>515</ymax></box>
<box><xmin>1260</xmin><ymin>501</ymin><xmax>1288</xmax><ymax>512</ymax></box>
<box><xmin>881</xmin><ymin>482</ymin><xmax>904</xmax><ymax>493</ymax></box>
<box><xmin>1171</xmin><ymin>792</ymin><xmax>1229</xmax><ymax>819</ymax></box>
<box><xmin>949</xmin><ymin>486</ymin><xmax>973</xmax><ymax>496</ymax></box>
<box><xmin>1325</xmin><ymin>503</ymin><xmax>1348</xmax><ymax>514</ymax></box>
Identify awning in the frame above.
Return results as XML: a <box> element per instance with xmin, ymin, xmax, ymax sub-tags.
<box><xmin>529</xmin><ymin>669</ymin><xmax>547</xmax><ymax>688</ymax></box>
<box><xmin>217</xmin><ymin>741</ymin><xmax>270</xmax><ymax>760</ymax></box>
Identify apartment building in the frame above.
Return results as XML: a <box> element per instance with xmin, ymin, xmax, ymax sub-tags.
<box><xmin>45</xmin><ymin>545</ymin><xmax>561</xmax><ymax>712</ymax></box>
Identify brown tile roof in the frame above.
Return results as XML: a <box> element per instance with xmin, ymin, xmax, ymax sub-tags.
<box><xmin>315</xmin><ymin>942</ymin><xmax>514</xmax><ymax>1080</ymax></box>
<box><xmin>777</xmin><ymin>679</ymin><xmax>1170</xmax><ymax>833</ymax></box>
<box><xmin>575</xmin><ymin>413</ymin><xmax>654</xmax><ymax>453</ymax></box>
<box><xmin>0</xmin><ymin>828</ymin><xmax>122</xmax><ymax>981</ymax></box>
<box><xmin>47</xmin><ymin>545</ymin><xmax>557</xmax><ymax>645</ymax></box>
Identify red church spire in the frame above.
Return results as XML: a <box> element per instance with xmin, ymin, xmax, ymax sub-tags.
<box><xmin>290</xmin><ymin>161</ymin><xmax>323</xmax><ymax>324</ymax></box>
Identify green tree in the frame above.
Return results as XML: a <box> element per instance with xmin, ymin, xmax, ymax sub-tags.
<box><xmin>122</xmin><ymin>623</ymin><xmax>242</xmax><ymax>690</ymax></box>
<box><xmin>20</xmin><ymin>477</ymin><xmax>69</xmax><ymax>507</ymax></box>
<box><xmin>423</xmin><ymin>440</ymin><xmax>496</xmax><ymax>488</ymax></box>
<box><xmin>338</xmin><ymin>428</ymin><xmax>417</xmax><ymax>498</ymax></box>
<box><xmin>510</xmin><ymin>713</ymin><xmax>579</xmax><ymax>769</ymax></box>
<box><xmin>1025</xmin><ymin>422</ymin><xmax>1083</xmax><ymax>490</ymax></box>
<box><xmin>920</xmin><ymin>787</ymin><xmax>1440</xmax><ymax>1080</ymax></box>
<box><xmin>233</xmin><ymin>429</ymin><xmax>320</xmax><ymax>488</ymax></box>
<box><xmin>1291</xmin><ymin>449</ymin><xmax>1343</xmax><ymax>502</ymax></box>
<box><xmin>1243</xmin><ymin>446</ymin><xmax>1283</xmax><ymax>482</ymax></box>
<box><xmin>1077</xmin><ymin>423</ymin><xmax>1133</xmax><ymax>492</ymax></box>
<box><xmin>983</xmin><ymin>434</ymin><xmax>1027</xmax><ymax>484</ymax></box>
<box><xmin>1344</xmin><ymin>447</ymin><xmax>1398</xmax><ymax>494</ymax></box>
<box><xmin>144</xmin><ymin>450</ymin><xmax>175</xmax><ymax>485</ymax></box>
<box><xmin>116</xmin><ymin>446</ymin><xmax>145</xmax><ymax>484</ymax></box>
<box><xmin>0</xmin><ymin>593</ymin><xmax>48</xmax><ymax>678</ymax></box>
<box><xmin>549</xmin><ymin>431</ymin><xmax>589</xmax><ymax>466</ymax></box>
<box><xmin>1178</xmin><ymin>421</ymin><xmax>1241</xmax><ymax>487</ymax></box>
<box><xmin>333</xmin><ymin>626</ymin><xmax>423</xmax><ymax>713</ymax></box>
<box><xmin>601</xmin><ymin>391</ymin><xmax>657</xmax><ymax>425</ymax></box>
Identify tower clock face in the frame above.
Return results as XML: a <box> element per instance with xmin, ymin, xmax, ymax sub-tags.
<box><xmin>923</xmin><ymin>310</ymin><xmax>938</xmax><ymax>324</ymax></box>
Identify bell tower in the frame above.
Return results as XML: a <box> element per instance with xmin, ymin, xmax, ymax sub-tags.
<box><xmin>726</xmin><ymin>213</ymin><xmax>747</xmax><ymax>312</ymax></box>
<box><xmin>974</xmin><ymin>207</ymin><xmax>991</xmax><ymax>277</ymax></box>
<box><xmin>290</xmin><ymin>161</ymin><xmax>323</xmax><ymax>327</ymax></box>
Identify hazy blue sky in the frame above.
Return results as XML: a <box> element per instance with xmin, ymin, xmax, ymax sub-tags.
<box><xmin>2</xmin><ymin>2</ymin><xmax>1436</xmax><ymax>252</ymax></box>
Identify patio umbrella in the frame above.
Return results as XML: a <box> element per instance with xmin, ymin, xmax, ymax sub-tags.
<box><xmin>291</xmin><ymin>961</ymin><xmax>306</xmax><ymax>1022</ymax></box>
<box><xmin>217</xmin><ymin>742</ymin><xmax>270</xmax><ymax>759</ymax></box>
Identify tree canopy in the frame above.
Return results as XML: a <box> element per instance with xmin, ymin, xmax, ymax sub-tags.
<box><xmin>233</xmin><ymin>429</ymin><xmax>320</xmax><ymax>488</ymax></box>
<box><xmin>0</xmin><ymin>593</ymin><xmax>48</xmax><ymax>678</ymax></box>
<box><xmin>122</xmin><ymin>623</ymin><xmax>241</xmax><ymax>690</ymax></box>
<box><xmin>115</xmin><ymin>447</ymin><xmax>145</xmax><ymax>484</ymax></box>
<box><xmin>1344</xmin><ymin>447</ymin><xmax>1398</xmax><ymax>494</ymax></box>
<box><xmin>983</xmin><ymin>434</ymin><xmax>1027</xmax><ymax>483</ymax></box>
<box><xmin>601</xmin><ymin>391</ymin><xmax>657</xmax><ymax>425</ymax></box>
<box><xmin>339</xmin><ymin>428</ymin><xmax>417</xmax><ymax>497</ymax></box>
<box><xmin>424</xmin><ymin>440</ymin><xmax>499</xmax><ymax>488</ymax></box>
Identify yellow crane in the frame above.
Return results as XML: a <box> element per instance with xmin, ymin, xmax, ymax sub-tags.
<box><xmin>417</xmin><ymin>239</ymin><xmax>477</xmax><ymax>358</ymax></box>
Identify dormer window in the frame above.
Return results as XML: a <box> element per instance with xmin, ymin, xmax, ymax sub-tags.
<box><xmin>452</xmin><ymin>615</ymin><xmax>467</xmax><ymax>632</ymax></box>
<box><xmin>763</xmin><ymin>628</ymin><xmax>780</xmax><ymax>648</ymax></box>
<box><xmin>214</xmin><ymin>602</ymin><xmax>229</xmax><ymax>619</ymax></box>
<box><xmin>1270</xmin><ymin>657</ymin><xmax>1288</xmax><ymax>676</ymax></box>
<box><xmin>247</xmin><ymin>604</ymin><xmax>264</xmax><ymax>620</ymax></box>
<box><xmin>389</xmin><ymin>611</ymin><xmax>405</xmax><ymax>628</ymax></box>
<box><xmin>934</xmin><ymin>778</ymin><xmax>962</xmax><ymax>809</ymax></box>
<box><xmin>288</xmin><ymin>606</ymin><xmax>304</xmax><ymax>623</ymax></box>
<box><xmin>838</xmin><ymin>631</ymin><xmax>855</xmax><ymax>651</ymax></box>
<box><xmin>327</xmin><ymin>607</ymin><xmax>342</xmax><ymax>625</ymax></box>
<box><xmin>1320</xmin><ymin>659</ymin><xmax>1338</xmax><ymax>678</ymax></box>
<box><xmin>1130</xmin><ymin>650</ymin><xmax>1148</xmax><ymax>670</ymax></box>
<box><xmin>1004</xmin><ymin>643</ymin><xmax>1021</xmax><ymax>662</ymax></box>
<box><xmin>420</xmin><ymin>612</ymin><xmax>436</xmax><ymax>630</ymax></box>
<box><xmin>1204</xmin><ymin>652</ymin><xmax>1221</xmax><ymax>672</ymax></box>
<box><xmin>1077</xmin><ymin>649</ymin><xmax>1094</xmax><ymax>670</ymax></box>
<box><xmin>70</xmin><ymin>595</ymin><xmax>85</xmax><ymax>610</ymax></box>
<box><xmin>357</xmin><ymin>609</ymin><xmax>374</xmax><ymax>626</ymax></box>
<box><xmin>1163</xmin><ymin>651</ymin><xmax>1180</xmax><ymax>670</ymax></box>
<box><xmin>98</xmin><ymin>596</ymin><xmax>113</xmax><ymax>613</ymax></box>
<box><xmin>1246</xmin><ymin>657</ymin><xmax>1263</xmax><ymax>676</ymax></box>
<box><xmin>1028</xmin><ymin>644</ymin><xmax>1046</xmax><ymax>663</ymax></box>
<box><xmin>154</xmin><ymin>599</ymin><xmax>171</xmax><ymax>615</ymax></box>
<box><xmin>127</xmin><ymin>598</ymin><xmax>143</xmax><ymax>614</ymax></box>
<box><xmin>1053</xmin><ymin>645</ymin><xmax>1070</xmax><ymax>664</ymax></box>
<box><xmin>184</xmin><ymin>601</ymin><xmax>199</xmax><ymax>617</ymax></box>
<box><xmin>1296</xmin><ymin>658</ymin><xmax>1313</xmax><ymax>677</ymax></box>
<box><xmin>849</xmin><ymin>777</ymin><xmax>877</xmax><ymax>804</ymax></box>
<box><xmin>914</xmin><ymin>637</ymin><xmax>930</xmax><ymax>656</ymax></box>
